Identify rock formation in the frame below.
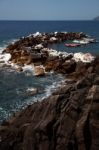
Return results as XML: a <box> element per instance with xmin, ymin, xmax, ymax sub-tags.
<box><xmin>0</xmin><ymin>55</ymin><xmax>99</xmax><ymax>150</ymax></box>
<box><xmin>0</xmin><ymin>32</ymin><xmax>99</xmax><ymax>150</ymax></box>
<box><xmin>2</xmin><ymin>32</ymin><xmax>87</xmax><ymax>66</ymax></box>
<box><xmin>94</xmin><ymin>16</ymin><xmax>99</xmax><ymax>21</ymax></box>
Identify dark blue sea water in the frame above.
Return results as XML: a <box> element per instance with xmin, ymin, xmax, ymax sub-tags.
<box><xmin>0</xmin><ymin>21</ymin><xmax>99</xmax><ymax>122</ymax></box>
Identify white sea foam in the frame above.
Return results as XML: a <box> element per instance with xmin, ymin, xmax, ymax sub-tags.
<box><xmin>50</xmin><ymin>37</ymin><xmax>57</xmax><ymax>41</ymax></box>
<box><xmin>10</xmin><ymin>39</ymin><xmax>18</xmax><ymax>44</ymax></box>
<box><xmin>0</xmin><ymin>71</ymin><xmax>65</xmax><ymax>122</ymax></box>
<box><xmin>0</xmin><ymin>47</ymin><xmax>4</xmax><ymax>52</ymax></box>
<box><xmin>54</xmin><ymin>31</ymin><xmax>58</xmax><ymax>35</ymax></box>
<box><xmin>0</xmin><ymin>107</ymin><xmax>9</xmax><ymax>122</ymax></box>
<box><xmin>22</xmin><ymin>64</ymin><xmax>34</xmax><ymax>72</ymax></box>
<box><xmin>73</xmin><ymin>52</ymin><xmax>95</xmax><ymax>63</ymax></box>
<box><xmin>19</xmin><ymin>74</ymin><xmax>64</xmax><ymax>109</ymax></box>
<box><xmin>10</xmin><ymin>63</ymin><xmax>18</xmax><ymax>68</ymax></box>
<box><xmin>33</xmin><ymin>32</ymin><xmax>41</xmax><ymax>37</ymax></box>
<box><xmin>48</xmin><ymin>48</ymin><xmax>73</xmax><ymax>58</ymax></box>
<box><xmin>26</xmin><ymin>87</ymin><xmax>38</xmax><ymax>96</ymax></box>
<box><xmin>0</xmin><ymin>53</ymin><xmax>11</xmax><ymax>63</ymax></box>
<box><xmin>41</xmin><ymin>74</ymin><xmax>64</xmax><ymax>99</ymax></box>
<box><xmin>35</xmin><ymin>44</ymin><xmax>43</xmax><ymax>49</ymax></box>
<box><xmin>9</xmin><ymin>63</ymin><xmax>35</xmax><ymax>74</ymax></box>
<box><xmin>0</xmin><ymin>45</ymin><xmax>7</xmax><ymax>53</ymax></box>
<box><xmin>0</xmin><ymin>38</ymin><xmax>18</xmax><ymax>54</ymax></box>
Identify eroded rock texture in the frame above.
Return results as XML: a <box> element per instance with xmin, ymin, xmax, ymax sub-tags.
<box><xmin>0</xmin><ymin>56</ymin><xmax>99</xmax><ymax>150</ymax></box>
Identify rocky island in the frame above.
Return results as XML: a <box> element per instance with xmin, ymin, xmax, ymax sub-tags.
<box><xmin>94</xmin><ymin>16</ymin><xmax>99</xmax><ymax>21</ymax></box>
<box><xmin>0</xmin><ymin>32</ymin><xmax>99</xmax><ymax>150</ymax></box>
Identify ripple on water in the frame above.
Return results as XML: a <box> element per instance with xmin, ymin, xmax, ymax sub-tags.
<box><xmin>0</xmin><ymin>67</ymin><xmax>65</xmax><ymax>122</ymax></box>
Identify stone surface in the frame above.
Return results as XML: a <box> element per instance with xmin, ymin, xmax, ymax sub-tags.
<box><xmin>34</xmin><ymin>66</ymin><xmax>45</xmax><ymax>76</ymax></box>
<box><xmin>0</xmin><ymin>56</ymin><xmax>99</xmax><ymax>150</ymax></box>
<box><xmin>0</xmin><ymin>32</ymin><xmax>98</xmax><ymax>150</ymax></box>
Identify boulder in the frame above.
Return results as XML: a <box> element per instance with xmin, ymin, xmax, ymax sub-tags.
<box><xmin>45</xmin><ymin>59</ymin><xmax>60</xmax><ymax>72</ymax></box>
<box><xmin>62</xmin><ymin>60</ymin><xmax>76</xmax><ymax>74</ymax></box>
<box><xmin>34</xmin><ymin>66</ymin><xmax>45</xmax><ymax>76</ymax></box>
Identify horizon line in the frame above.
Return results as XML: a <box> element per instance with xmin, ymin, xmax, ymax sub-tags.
<box><xmin>0</xmin><ymin>19</ymin><xmax>94</xmax><ymax>21</ymax></box>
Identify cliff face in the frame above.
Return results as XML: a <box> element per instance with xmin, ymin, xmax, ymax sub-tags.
<box><xmin>0</xmin><ymin>56</ymin><xmax>99</xmax><ymax>150</ymax></box>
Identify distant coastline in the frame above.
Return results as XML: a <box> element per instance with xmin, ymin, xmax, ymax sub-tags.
<box><xmin>94</xmin><ymin>16</ymin><xmax>99</xmax><ymax>21</ymax></box>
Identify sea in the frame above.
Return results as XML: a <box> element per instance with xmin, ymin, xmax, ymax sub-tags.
<box><xmin>0</xmin><ymin>21</ymin><xmax>99</xmax><ymax>122</ymax></box>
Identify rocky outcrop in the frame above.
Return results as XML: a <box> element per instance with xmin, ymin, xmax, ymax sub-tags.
<box><xmin>0</xmin><ymin>56</ymin><xmax>99</xmax><ymax>150</ymax></box>
<box><xmin>1</xmin><ymin>32</ymin><xmax>96</xmax><ymax>77</ymax></box>
<box><xmin>94</xmin><ymin>16</ymin><xmax>99</xmax><ymax>21</ymax></box>
<box><xmin>0</xmin><ymin>32</ymin><xmax>98</xmax><ymax>150</ymax></box>
<box><xmin>3</xmin><ymin>32</ymin><xmax>87</xmax><ymax>66</ymax></box>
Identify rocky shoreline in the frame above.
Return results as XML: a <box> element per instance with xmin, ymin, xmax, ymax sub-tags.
<box><xmin>0</xmin><ymin>32</ymin><xmax>99</xmax><ymax>150</ymax></box>
<box><xmin>0</xmin><ymin>32</ymin><xmax>96</xmax><ymax>75</ymax></box>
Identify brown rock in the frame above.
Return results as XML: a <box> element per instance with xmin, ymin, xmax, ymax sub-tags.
<box><xmin>16</xmin><ymin>67</ymin><xmax>23</xmax><ymax>72</ymax></box>
<box><xmin>0</xmin><ymin>72</ymin><xmax>99</xmax><ymax>150</ymax></box>
<box><xmin>11</xmin><ymin>59</ymin><xmax>17</xmax><ymax>64</ymax></box>
<box><xmin>0</xmin><ymin>32</ymin><xmax>98</xmax><ymax>150</ymax></box>
<box><xmin>45</xmin><ymin>59</ymin><xmax>60</xmax><ymax>72</ymax></box>
<box><xmin>62</xmin><ymin>60</ymin><xmax>76</xmax><ymax>74</ymax></box>
<box><xmin>34</xmin><ymin>66</ymin><xmax>45</xmax><ymax>76</ymax></box>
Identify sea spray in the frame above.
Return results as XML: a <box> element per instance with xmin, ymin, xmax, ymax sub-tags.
<box><xmin>0</xmin><ymin>69</ymin><xmax>65</xmax><ymax>122</ymax></box>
